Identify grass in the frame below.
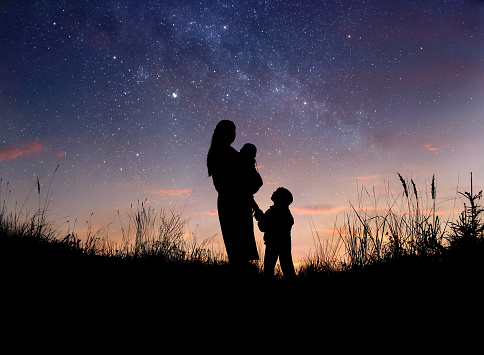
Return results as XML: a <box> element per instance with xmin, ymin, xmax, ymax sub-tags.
<box><xmin>298</xmin><ymin>172</ymin><xmax>484</xmax><ymax>287</ymax></box>
<box><xmin>2</xmin><ymin>171</ymin><xmax>484</xmax><ymax>297</ymax></box>
<box><xmin>4</xmin><ymin>173</ymin><xmax>481</xmax><ymax>345</ymax></box>
<box><xmin>1</xmin><ymin>176</ymin><xmax>253</xmax><ymax>291</ymax></box>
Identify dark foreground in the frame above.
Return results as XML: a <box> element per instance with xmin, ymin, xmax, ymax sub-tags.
<box><xmin>3</xmin><ymin>231</ymin><xmax>481</xmax><ymax>304</ymax></box>
<box><xmin>3</xmin><ymin>234</ymin><xmax>481</xmax><ymax>351</ymax></box>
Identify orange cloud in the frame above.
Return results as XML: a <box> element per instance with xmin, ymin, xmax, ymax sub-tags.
<box><xmin>425</xmin><ymin>144</ymin><xmax>438</xmax><ymax>151</ymax></box>
<box><xmin>54</xmin><ymin>147</ymin><xmax>66</xmax><ymax>157</ymax></box>
<box><xmin>0</xmin><ymin>141</ymin><xmax>43</xmax><ymax>161</ymax></box>
<box><xmin>292</xmin><ymin>204</ymin><xmax>346</xmax><ymax>215</ymax></box>
<box><xmin>201</xmin><ymin>210</ymin><xmax>218</xmax><ymax>216</ymax></box>
<box><xmin>150</xmin><ymin>189</ymin><xmax>192</xmax><ymax>196</ymax></box>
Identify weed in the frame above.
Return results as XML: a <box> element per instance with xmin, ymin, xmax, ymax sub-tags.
<box><xmin>447</xmin><ymin>173</ymin><xmax>484</xmax><ymax>250</ymax></box>
<box><xmin>300</xmin><ymin>173</ymin><xmax>456</xmax><ymax>277</ymax></box>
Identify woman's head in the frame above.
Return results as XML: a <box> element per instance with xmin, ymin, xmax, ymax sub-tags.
<box><xmin>211</xmin><ymin>120</ymin><xmax>236</xmax><ymax>146</ymax></box>
<box><xmin>207</xmin><ymin>120</ymin><xmax>236</xmax><ymax>176</ymax></box>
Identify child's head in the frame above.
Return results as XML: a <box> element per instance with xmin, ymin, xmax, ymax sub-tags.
<box><xmin>240</xmin><ymin>143</ymin><xmax>257</xmax><ymax>159</ymax></box>
<box><xmin>271</xmin><ymin>187</ymin><xmax>293</xmax><ymax>206</ymax></box>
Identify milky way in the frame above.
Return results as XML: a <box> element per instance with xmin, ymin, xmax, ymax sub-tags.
<box><xmin>1</xmin><ymin>0</ymin><xmax>483</xmax><ymax>260</ymax></box>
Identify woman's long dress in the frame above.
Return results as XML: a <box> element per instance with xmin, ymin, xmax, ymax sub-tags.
<box><xmin>210</xmin><ymin>145</ymin><xmax>259</xmax><ymax>262</ymax></box>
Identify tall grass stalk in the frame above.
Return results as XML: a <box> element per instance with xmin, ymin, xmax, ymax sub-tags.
<box><xmin>62</xmin><ymin>200</ymin><xmax>224</xmax><ymax>266</ymax></box>
<box><xmin>1</xmin><ymin>169</ymin><xmax>59</xmax><ymax>241</ymax></box>
<box><xmin>1</xmin><ymin>174</ymin><xmax>223</xmax><ymax>269</ymax></box>
<box><xmin>298</xmin><ymin>217</ymin><xmax>344</xmax><ymax>277</ymax></box>
<box><xmin>329</xmin><ymin>174</ymin><xmax>451</xmax><ymax>271</ymax></box>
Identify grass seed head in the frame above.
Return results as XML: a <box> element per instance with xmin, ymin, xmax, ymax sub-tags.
<box><xmin>398</xmin><ymin>173</ymin><xmax>408</xmax><ymax>198</ymax></box>
<box><xmin>411</xmin><ymin>179</ymin><xmax>418</xmax><ymax>200</ymax></box>
<box><xmin>431</xmin><ymin>175</ymin><xmax>436</xmax><ymax>200</ymax></box>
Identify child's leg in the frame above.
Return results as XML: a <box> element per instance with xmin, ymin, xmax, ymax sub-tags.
<box><xmin>263</xmin><ymin>244</ymin><xmax>278</xmax><ymax>279</ymax></box>
<box><xmin>279</xmin><ymin>239</ymin><xmax>296</xmax><ymax>279</ymax></box>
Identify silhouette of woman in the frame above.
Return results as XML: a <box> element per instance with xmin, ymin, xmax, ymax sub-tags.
<box><xmin>207</xmin><ymin>120</ymin><xmax>260</xmax><ymax>264</ymax></box>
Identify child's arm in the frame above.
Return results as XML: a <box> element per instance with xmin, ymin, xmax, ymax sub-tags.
<box><xmin>252</xmin><ymin>198</ymin><xmax>265</xmax><ymax>229</ymax></box>
<box><xmin>253</xmin><ymin>207</ymin><xmax>264</xmax><ymax>221</ymax></box>
<box><xmin>251</xmin><ymin>198</ymin><xmax>263</xmax><ymax>219</ymax></box>
<box><xmin>255</xmin><ymin>208</ymin><xmax>273</xmax><ymax>232</ymax></box>
<box><xmin>256</xmin><ymin>213</ymin><xmax>266</xmax><ymax>232</ymax></box>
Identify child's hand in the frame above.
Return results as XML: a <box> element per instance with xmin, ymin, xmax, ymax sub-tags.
<box><xmin>253</xmin><ymin>208</ymin><xmax>263</xmax><ymax>220</ymax></box>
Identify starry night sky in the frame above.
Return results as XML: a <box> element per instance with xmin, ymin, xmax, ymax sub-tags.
<box><xmin>1</xmin><ymin>0</ymin><xmax>483</xmax><ymax>261</ymax></box>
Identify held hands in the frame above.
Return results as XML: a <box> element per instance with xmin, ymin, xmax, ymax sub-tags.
<box><xmin>251</xmin><ymin>197</ymin><xmax>263</xmax><ymax>220</ymax></box>
<box><xmin>253</xmin><ymin>207</ymin><xmax>264</xmax><ymax>221</ymax></box>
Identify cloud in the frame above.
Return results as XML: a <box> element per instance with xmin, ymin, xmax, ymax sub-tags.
<box><xmin>292</xmin><ymin>204</ymin><xmax>346</xmax><ymax>215</ymax></box>
<box><xmin>201</xmin><ymin>210</ymin><xmax>218</xmax><ymax>216</ymax></box>
<box><xmin>425</xmin><ymin>144</ymin><xmax>438</xmax><ymax>151</ymax></box>
<box><xmin>0</xmin><ymin>141</ymin><xmax>43</xmax><ymax>161</ymax></box>
<box><xmin>0</xmin><ymin>141</ymin><xmax>66</xmax><ymax>161</ymax></box>
<box><xmin>150</xmin><ymin>189</ymin><xmax>192</xmax><ymax>196</ymax></box>
<box><xmin>54</xmin><ymin>148</ymin><xmax>66</xmax><ymax>157</ymax></box>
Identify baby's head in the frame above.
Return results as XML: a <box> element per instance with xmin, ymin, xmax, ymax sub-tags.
<box><xmin>271</xmin><ymin>187</ymin><xmax>293</xmax><ymax>206</ymax></box>
<box><xmin>240</xmin><ymin>143</ymin><xmax>257</xmax><ymax>159</ymax></box>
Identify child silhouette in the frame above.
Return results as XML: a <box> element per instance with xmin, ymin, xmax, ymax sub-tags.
<box><xmin>240</xmin><ymin>143</ymin><xmax>263</xmax><ymax>212</ymax></box>
<box><xmin>254</xmin><ymin>187</ymin><xmax>296</xmax><ymax>279</ymax></box>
